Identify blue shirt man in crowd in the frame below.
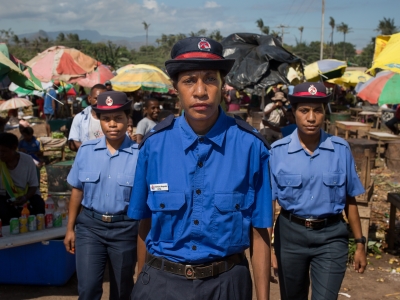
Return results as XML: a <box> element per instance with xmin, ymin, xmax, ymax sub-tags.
<box><xmin>128</xmin><ymin>37</ymin><xmax>273</xmax><ymax>300</ymax></box>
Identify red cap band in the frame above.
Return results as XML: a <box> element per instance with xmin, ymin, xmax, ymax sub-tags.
<box><xmin>293</xmin><ymin>91</ymin><xmax>327</xmax><ymax>97</ymax></box>
<box><xmin>96</xmin><ymin>104</ymin><xmax>124</xmax><ymax>109</ymax></box>
<box><xmin>175</xmin><ymin>52</ymin><xmax>223</xmax><ymax>60</ymax></box>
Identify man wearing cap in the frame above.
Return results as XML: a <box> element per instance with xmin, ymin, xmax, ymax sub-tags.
<box><xmin>269</xmin><ymin>82</ymin><xmax>367</xmax><ymax>300</ymax></box>
<box><xmin>260</xmin><ymin>91</ymin><xmax>287</xmax><ymax>143</ymax></box>
<box><xmin>64</xmin><ymin>91</ymin><xmax>139</xmax><ymax>300</ymax></box>
<box><xmin>128</xmin><ymin>37</ymin><xmax>273</xmax><ymax>300</ymax></box>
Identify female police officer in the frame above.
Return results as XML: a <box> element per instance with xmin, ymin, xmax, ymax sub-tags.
<box><xmin>64</xmin><ymin>91</ymin><xmax>139</xmax><ymax>300</ymax></box>
<box><xmin>270</xmin><ymin>82</ymin><xmax>367</xmax><ymax>300</ymax></box>
<box><xmin>128</xmin><ymin>37</ymin><xmax>273</xmax><ymax>300</ymax></box>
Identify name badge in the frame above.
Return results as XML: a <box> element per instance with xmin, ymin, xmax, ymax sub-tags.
<box><xmin>150</xmin><ymin>183</ymin><xmax>169</xmax><ymax>192</ymax></box>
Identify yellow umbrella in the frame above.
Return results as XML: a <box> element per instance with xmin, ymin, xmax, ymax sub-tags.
<box><xmin>327</xmin><ymin>71</ymin><xmax>372</xmax><ymax>87</ymax></box>
<box><xmin>304</xmin><ymin>59</ymin><xmax>347</xmax><ymax>82</ymax></box>
<box><xmin>368</xmin><ymin>33</ymin><xmax>400</xmax><ymax>76</ymax></box>
<box><xmin>111</xmin><ymin>64</ymin><xmax>172</xmax><ymax>93</ymax></box>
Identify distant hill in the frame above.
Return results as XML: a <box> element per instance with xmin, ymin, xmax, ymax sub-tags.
<box><xmin>17</xmin><ymin>29</ymin><xmax>158</xmax><ymax>49</ymax></box>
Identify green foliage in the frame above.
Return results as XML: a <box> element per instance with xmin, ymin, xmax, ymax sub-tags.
<box><xmin>376</xmin><ymin>18</ymin><xmax>399</xmax><ymax>35</ymax></box>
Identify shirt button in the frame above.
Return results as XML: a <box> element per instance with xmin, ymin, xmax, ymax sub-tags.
<box><xmin>196</xmin><ymin>189</ymin><xmax>201</xmax><ymax>195</ymax></box>
<box><xmin>311</xmin><ymin>196</ymin><xmax>314</xmax><ymax>199</ymax></box>
<box><xmin>192</xmin><ymin>245</ymin><xmax>197</xmax><ymax>250</ymax></box>
<box><xmin>126</xmin><ymin>181</ymin><xmax>129</xmax><ymax>184</ymax></box>
<box><xmin>108</xmin><ymin>175</ymin><xmax>111</xmax><ymax>178</ymax></box>
<box><xmin>310</xmin><ymin>158</ymin><xmax>313</xmax><ymax>161</ymax></box>
<box><xmin>160</xmin><ymin>203</ymin><xmax>165</xmax><ymax>209</ymax></box>
<box><xmin>197</xmin><ymin>161</ymin><xmax>203</xmax><ymax>168</ymax></box>
<box><xmin>194</xmin><ymin>219</ymin><xmax>199</xmax><ymax>225</ymax></box>
<box><xmin>333</xmin><ymin>181</ymin><xmax>337</xmax><ymax>184</ymax></box>
<box><xmin>199</xmin><ymin>138</ymin><xmax>204</xmax><ymax>143</ymax></box>
<box><xmin>106</xmin><ymin>194</ymin><xmax>109</xmax><ymax>196</ymax></box>
<box><xmin>235</xmin><ymin>204</ymin><xmax>240</xmax><ymax>210</ymax></box>
<box><xmin>86</xmin><ymin>178</ymin><xmax>89</xmax><ymax>181</ymax></box>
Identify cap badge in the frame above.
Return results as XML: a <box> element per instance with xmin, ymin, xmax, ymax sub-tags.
<box><xmin>198</xmin><ymin>38</ymin><xmax>211</xmax><ymax>51</ymax></box>
<box><xmin>105</xmin><ymin>96</ymin><xmax>114</xmax><ymax>106</ymax></box>
<box><xmin>308</xmin><ymin>85</ymin><xmax>317</xmax><ymax>95</ymax></box>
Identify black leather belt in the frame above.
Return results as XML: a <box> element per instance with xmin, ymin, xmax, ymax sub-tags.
<box><xmin>280</xmin><ymin>209</ymin><xmax>342</xmax><ymax>229</ymax></box>
<box><xmin>83</xmin><ymin>207</ymin><xmax>133</xmax><ymax>223</ymax></box>
<box><xmin>146</xmin><ymin>252</ymin><xmax>245</xmax><ymax>280</ymax></box>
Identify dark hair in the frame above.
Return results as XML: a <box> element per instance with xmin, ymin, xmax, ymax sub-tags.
<box><xmin>0</xmin><ymin>132</ymin><xmax>19</xmax><ymax>149</ymax></box>
<box><xmin>21</xmin><ymin>127</ymin><xmax>34</xmax><ymax>135</ymax></box>
<box><xmin>90</xmin><ymin>84</ymin><xmax>107</xmax><ymax>94</ymax></box>
<box><xmin>96</xmin><ymin>109</ymin><xmax>131</xmax><ymax>119</ymax></box>
<box><xmin>144</xmin><ymin>98</ymin><xmax>159</xmax><ymax>109</ymax></box>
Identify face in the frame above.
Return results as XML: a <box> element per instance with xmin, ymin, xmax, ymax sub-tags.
<box><xmin>145</xmin><ymin>101</ymin><xmax>160</xmax><ymax>121</ymax></box>
<box><xmin>127</xmin><ymin>118</ymin><xmax>134</xmax><ymax>134</ymax></box>
<box><xmin>89</xmin><ymin>88</ymin><xmax>106</xmax><ymax>106</ymax></box>
<box><xmin>294</xmin><ymin>103</ymin><xmax>325</xmax><ymax>135</ymax></box>
<box><xmin>106</xmin><ymin>85</ymin><xmax>112</xmax><ymax>91</ymax></box>
<box><xmin>22</xmin><ymin>133</ymin><xmax>33</xmax><ymax>142</ymax></box>
<box><xmin>99</xmin><ymin>111</ymin><xmax>128</xmax><ymax>141</ymax></box>
<box><xmin>176</xmin><ymin>70</ymin><xmax>222</xmax><ymax>124</ymax></box>
<box><xmin>0</xmin><ymin>145</ymin><xmax>16</xmax><ymax>163</ymax></box>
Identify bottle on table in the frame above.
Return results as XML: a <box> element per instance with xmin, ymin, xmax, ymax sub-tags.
<box><xmin>45</xmin><ymin>195</ymin><xmax>54</xmax><ymax>228</ymax></box>
<box><xmin>21</xmin><ymin>204</ymin><xmax>30</xmax><ymax>218</ymax></box>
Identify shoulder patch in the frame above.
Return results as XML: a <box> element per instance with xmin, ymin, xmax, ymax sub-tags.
<box><xmin>139</xmin><ymin>114</ymin><xmax>175</xmax><ymax>149</ymax></box>
<box><xmin>330</xmin><ymin>136</ymin><xmax>350</xmax><ymax>148</ymax></box>
<box><xmin>271</xmin><ymin>136</ymin><xmax>291</xmax><ymax>148</ymax></box>
<box><xmin>234</xmin><ymin>115</ymin><xmax>271</xmax><ymax>150</ymax></box>
<box><xmin>81</xmin><ymin>138</ymin><xmax>101</xmax><ymax>147</ymax></box>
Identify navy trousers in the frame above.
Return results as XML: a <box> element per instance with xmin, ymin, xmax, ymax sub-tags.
<box><xmin>132</xmin><ymin>257</ymin><xmax>252</xmax><ymax>300</ymax></box>
<box><xmin>75</xmin><ymin>211</ymin><xmax>138</xmax><ymax>300</ymax></box>
<box><xmin>275</xmin><ymin>214</ymin><xmax>349</xmax><ymax>300</ymax></box>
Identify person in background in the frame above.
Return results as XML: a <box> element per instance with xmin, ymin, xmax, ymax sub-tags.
<box><xmin>135</xmin><ymin>99</ymin><xmax>160</xmax><ymax>143</ymax></box>
<box><xmin>385</xmin><ymin>104</ymin><xmax>400</xmax><ymax>135</ymax></box>
<box><xmin>64</xmin><ymin>91</ymin><xmax>139</xmax><ymax>300</ymax></box>
<box><xmin>260</xmin><ymin>91</ymin><xmax>287</xmax><ymax>143</ymax></box>
<box><xmin>0</xmin><ymin>132</ymin><xmax>45</xmax><ymax>225</ymax></box>
<box><xmin>126</xmin><ymin>116</ymin><xmax>135</xmax><ymax>141</ymax></box>
<box><xmin>262</xmin><ymin>107</ymin><xmax>297</xmax><ymax>138</ymax></box>
<box><xmin>44</xmin><ymin>82</ymin><xmax>59</xmax><ymax>136</ymax></box>
<box><xmin>68</xmin><ymin>84</ymin><xmax>107</xmax><ymax>151</ymax></box>
<box><xmin>19</xmin><ymin>126</ymin><xmax>41</xmax><ymax>163</ymax></box>
<box><xmin>105</xmin><ymin>81</ymin><xmax>113</xmax><ymax>91</ymax></box>
<box><xmin>79</xmin><ymin>86</ymin><xmax>87</xmax><ymax>96</ymax></box>
<box><xmin>224</xmin><ymin>85</ymin><xmax>241</xmax><ymax>111</ymax></box>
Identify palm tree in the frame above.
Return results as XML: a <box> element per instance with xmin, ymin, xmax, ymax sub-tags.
<box><xmin>21</xmin><ymin>37</ymin><xmax>29</xmax><ymax>48</ymax></box>
<box><xmin>256</xmin><ymin>18</ymin><xmax>270</xmax><ymax>35</ymax></box>
<box><xmin>142</xmin><ymin>21</ymin><xmax>150</xmax><ymax>47</ymax></box>
<box><xmin>337</xmin><ymin>22</ymin><xmax>352</xmax><ymax>60</ymax></box>
<box><xmin>329</xmin><ymin>17</ymin><xmax>335</xmax><ymax>58</ymax></box>
<box><xmin>298</xmin><ymin>26</ymin><xmax>304</xmax><ymax>44</ymax></box>
<box><xmin>375</xmin><ymin>18</ymin><xmax>398</xmax><ymax>35</ymax></box>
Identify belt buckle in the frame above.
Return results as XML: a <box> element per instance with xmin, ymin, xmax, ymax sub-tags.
<box><xmin>185</xmin><ymin>265</ymin><xmax>195</xmax><ymax>280</ymax></box>
<box><xmin>102</xmin><ymin>215</ymin><xmax>112</xmax><ymax>222</ymax></box>
<box><xmin>305</xmin><ymin>218</ymin><xmax>316</xmax><ymax>228</ymax></box>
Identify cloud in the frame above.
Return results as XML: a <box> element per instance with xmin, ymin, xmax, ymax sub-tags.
<box><xmin>204</xmin><ymin>1</ymin><xmax>220</xmax><ymax>8</ymax></box>
<box><xmin>143</xmin><ymin>0</ymin><xmax>158</xmax><ymax>10</ymax></box>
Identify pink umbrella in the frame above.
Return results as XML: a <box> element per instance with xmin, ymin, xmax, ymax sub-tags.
<box><xmin>25</xmin><ymin>46</ymin><xmax>100</xmax><ymax>82</ymax></box>
<box><xmin>72</xmin><ymin>65</ymin><xmax>114</xmax><ymax>88</ymax></box>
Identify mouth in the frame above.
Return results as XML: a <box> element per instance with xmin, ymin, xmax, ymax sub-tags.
<box><xmin>192</xmin><ymin>103</ymin><xmax>210</xmax><ymax>111</ymax></box>
<box><xmin>304</xmin><ymin>126</ymin><xmax>318</xmax><ymax>130</ymax></box>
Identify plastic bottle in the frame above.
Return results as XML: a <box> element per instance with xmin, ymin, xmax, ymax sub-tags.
<box><xmin>58</xmin><ymin>198</ymin><xmax>67</xmax><ymax>221</ymax></box>
<box><xmin>45</xmin><ymin>195</ymin><xmax>55</xmax><ymax>228</ymax></box>
<box><xmin>21</xmin><ymin>204</ymin><xmax>30</xmax><ymax>218</ymax></box>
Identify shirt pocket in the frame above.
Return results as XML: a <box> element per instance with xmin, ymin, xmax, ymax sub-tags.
<box><xmin>322</xmin><ymin>172</ymin><xmax>346</xmax><ymax>203</ymax></box>
<box><xmin>212</xmin><ymin>191</ymin><xmax>254</xmax><ymax>246</ymax></box>
<box><xmin>117</xmin><ymin>173</ymin><xmax>134</xmax><ymax>202</ymax></box>
<box><xmin>276</xmin><ymin>174</ymin><xmax>302</xmax><ymax>202</ymax></box>
<box><xmin>147</xmin><ymin>192</ymin><xmax>186</xmax><ymax>242</ymax></box>
<box><xmin>78</xmin><ymin>171</ymin><xmax>100</xmax><ymax>203</ymax></box>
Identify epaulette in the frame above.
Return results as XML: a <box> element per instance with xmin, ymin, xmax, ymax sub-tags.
<box><xmin>81</xmin><ymin>138</ymin><xmax>101</xmax><ymax>147</ymax></box>
<box><xmin>139</xmin><ymin>114</ymin><xmax>175</xmax><ymax>149</ymax></box>
<box><xmin>330</xmin><ymin>135</ymin><xmax>350</xmax><ymax>148</ymax></box>
<box><xmin>234</xmin><ymin>115</ymin><xmax>271</xmax><ymax>150</ymax></box>
<box><xmin>271</xmin><ymin>136</ymin><xmax>291</xmax><ymax>148</ymax></box>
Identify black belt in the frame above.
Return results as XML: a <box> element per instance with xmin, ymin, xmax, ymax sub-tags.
<box><xmin>280</xmin><ymin>209</ymin><xmax>342</xmax><ymax>229</ymax></box>
<box><xmin>145</xmin><ymin>252</ymin><xmax>245</xmax><ymax>280</ymax></box>
<box><xmin>83</xmin><ymin>207</ymin><xmax>133</xmax><ymax>223</ymax></box>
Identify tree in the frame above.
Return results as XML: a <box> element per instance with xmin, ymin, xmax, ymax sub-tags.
<box><xmin>375</xmin><ymin>18</ymin><xmax>398</xmax><ymax>35</ymax></box>
<box><xmin>56</xmin><ymin>32</ymin><xmax>65</xmax><ymax>43</ymax></box>
<box><xmin>21</xmin><ymin>37</ymin><xmax>29</xmax><ymax>48</ymax></box>
<box><xmin>142</xmin><ymin>21</ymin><xmax>150</xmax><ymax>47</ymax></box>
<box><xmin>256</xmin><ymin>18</ymin><xmax>270</xmax><ymax>35</ymax></box>
<box><xmin>354</xmin><ymin>38</ymin><xmax>375</xmax><ymax>68</ymax></box>
<box><xmin>12</xmin><ymin>35</ymin><xmax>20</xmax><ymax>46</ymax></box>
<box><xmin>209</xmin><ymin>30</ymin><xmax>224</xmax><ymax>42</ymax></box>
<box><xmin>329</xmin><ymin>17</ymin><xmax>335</xmax><ymax>58</ymax></box>
<box><xmin>336</xmin><ymin>22</ymin><xmax>352</xmax><ymax>60</ymax></box>
<box><xmin>0</xmin><ymin>28</ymin><xmax>14</xmax><ymax>43</ymax></box>
<box><xmin>298</xmin><ymin>26</ymin><xmax>304</xmax><ymax>44</ymax></box>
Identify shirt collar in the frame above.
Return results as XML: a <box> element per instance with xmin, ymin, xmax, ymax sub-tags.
<box><xmin>94</xmin><ymin>135</ymin><xmax>133</xmax><ymax>154</ymax></box>
<box><xmin>288</xmin><ymin>129</ymin><xmax>334</xmax><ymax>153</ymax></box>
<box><xmin>179</xmin><ymin>107</ymin><xmax>228</xmax><ymax>150</ymax></box>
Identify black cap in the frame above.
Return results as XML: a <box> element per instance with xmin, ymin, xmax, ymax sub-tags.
<box><xmin>288</xmin><ymin>82</ymin><xmax>331</xmax><ymax>104</ymax></box>
<box><xmin>165</xmin><ymin>37</ymin><xmax>235</xmax><ymax>79</ymax></box>
<box><xmin>92</xmin><ymin>91</ymin><xmax>132</xmax><ymax>113</ymax></box>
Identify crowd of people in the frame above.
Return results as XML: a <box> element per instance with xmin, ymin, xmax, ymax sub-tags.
<box><xmin>0</xmin><ymin>36</ymin><xmax>374</xmax><ymax>300</ymax></box>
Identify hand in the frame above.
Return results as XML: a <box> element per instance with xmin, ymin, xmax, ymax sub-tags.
<box><xmin>14</xmin><ymin>195</ymin><xmax>27</xmax><ymax>206</ymax></box>
<box><xmin>353</xmin><ymin>244</ymin><xmax>367</xmax><ymax>273</ymax></box>
<box><xmin>131</xmin><ymin>134</ymin><xmax>138</xmax><ymax>142</ymax></box>
<box><xmin>275</xmin><ymin>101</ymin><xmax>283</xmax><ymax>108</ymax></box>
<box><xmin>64</xmin><ymin>230</ymin><xmax>76</xmax><ymax>254</ymax></box>
<box><xmin>270</xmin><ymin>249</ymin><xmax>279</xmax><ymax>283</ymax></box>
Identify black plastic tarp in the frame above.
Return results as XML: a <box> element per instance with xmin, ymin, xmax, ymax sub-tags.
<box><xmin>221</xmin><ymin>33</ymin><xmax>303</xmax><ymax>95</ymax></box>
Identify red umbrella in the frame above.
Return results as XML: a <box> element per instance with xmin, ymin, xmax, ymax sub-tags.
<box><xmin>71</xmin><ymin>64</ymin><xmax>114</xmax><ymax>88</ymax></box>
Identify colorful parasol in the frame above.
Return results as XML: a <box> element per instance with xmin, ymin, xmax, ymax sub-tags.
<box><xmin>357</xmin><ymin>71</ymin><xmax>400</xmax><ymax>105</ymax></box>
<box><xmin>304</xmin><ymin>59</ymin><xmax>347</xmax><ymax>82</ymax></box>
<box><xmin>0</xmin><ymin>97</ymin><xmax>33</xmax><ymax>111</ymax></box>
<box><xmin>71</xmin><ymin>64</ymin><xmax>114</xmax><ymax>88</ymax></box>
<box><xmin>368</xmin><ymin>33</ymin><xmax>400</xmax><ymax>76</ymax></box>
<box><xmin>111</xmin><ymin>64</ymin><xmax>173</xmax><ymax>93</ymax></box>
<box><xmin>327</xmin><ymin>70</ymin><xmax>372</xmax><ymax>87</ymax></box>
<box><xmin>25</xmin><ymin>46</ymin><xmax>100</xmax><ymax>82</ymax></box>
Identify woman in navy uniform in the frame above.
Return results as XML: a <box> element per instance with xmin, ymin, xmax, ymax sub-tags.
<box><xmin>128</xmin><ymin>37</ymin><xmax>273</xmax><ymax>300</ymax></box>
<box><xmin>270</xmin><ymin>82</ymin><xmax>367</xmax><ymax>300</ymax></box>
<box><xmin>64</xmin><ymin>91</ymin><xmax>139</xmax><ymax>300</ymax></box>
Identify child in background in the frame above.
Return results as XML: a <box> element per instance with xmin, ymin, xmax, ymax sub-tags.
<box><xmin>135</xmin><ymin>99</ymin><xmax>160</xmax><ymax>143</ymax></box>
<box><xmin>127</xmin><ymin>116</ymin><xmax>136</xmax><ymax>141</ymax></box>
<box><xmin>18</xmin><ymin>127</ymin><xmax>42</xmax><ymax>165</ymax></box>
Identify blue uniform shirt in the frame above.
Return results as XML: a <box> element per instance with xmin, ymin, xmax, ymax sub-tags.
<box><xmin>67</xmin><ymin>135</ymin><xmax>139</xmax><ymax>214</ymax></box>
<box><xmin>128</xmin><ymin>110</ymin><xmax>273</xmax><ymax>264</ymax></box>
<box><xmin>270</xmin><ymin>129</ymin><xmax>365</xmax><ymax>219</ymax></box>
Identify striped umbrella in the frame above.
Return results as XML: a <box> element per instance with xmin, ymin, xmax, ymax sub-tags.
<box><xmin>0</xmin><ymin>98</ymin><xmax>33</xmax><ymax>111</ymax></box>
<box><xmin>357</xmin><ymin>71</ymin><xmax>400</xmax><ymax>105</ymax></box>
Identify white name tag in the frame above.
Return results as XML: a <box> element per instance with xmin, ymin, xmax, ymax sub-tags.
<box><xmin>150</xmin><ymin>183</ymin><xmax>169</xmax><ymax>192</ymax></box>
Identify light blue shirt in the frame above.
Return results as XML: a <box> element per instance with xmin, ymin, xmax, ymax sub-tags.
<box><xmin>127</xmin><ymin>109</ymin><xmax>273</xmax><ymax>264</ymax></box>
<box><xmin>270</xmin><ymin>129</ymin><xmax>365</xmax><ymax>219</ymax></box>
<box><xmin>44</xmin><ymin>88</ymin><xmax>57</xmax><ymax>115</ymax></box>
<box><xmin>68</xmin><ymin>106</ymin><xmax>92</xmax><ymax>143</ymax></box>
<box><xmin>67</xmin><ymin>135</ymin><xmax>139</xmax><ymax>214</ymax></box>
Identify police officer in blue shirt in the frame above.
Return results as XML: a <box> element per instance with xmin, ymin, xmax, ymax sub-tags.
<box><xmin>64</xmin><ymin>91</ymin><xmax>139</xmax><ymax>300</ymax></box>
<box><xmin>127</xmin><ymin>37</ymin><xmax>273</xmax><ymax>300</ymax></box>
<box><xmin>269</xmin><ymin>82</ymin><xmax>367</xmax><ymax>300</ymax></box>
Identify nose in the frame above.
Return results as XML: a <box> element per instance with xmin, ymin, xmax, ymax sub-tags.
<box><xmin>306</xmin><ymin>110</ymin><xmax>316</xmax><ymax>122</ymax></box>
<box><xmin>109</xmin><ymin>119</ymin><xmax>117</xmax><ymax>127</ymax></box>
<box><xmin>193</xmin><ymin>80</ymin><xmax>207</xmax><ymax>99</ymax></box>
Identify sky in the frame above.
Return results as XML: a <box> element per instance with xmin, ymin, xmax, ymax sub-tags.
<box><xmin>0</xmin><ymin>0</ymin><xmax>399</xmax><ymax>49</ymax></box>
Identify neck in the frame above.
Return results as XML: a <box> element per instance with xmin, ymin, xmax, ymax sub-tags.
<box><xmin>186</xmin><ymin>111</ymin><xmax>219</xmax><ymax>136</ymax></box>
<box><xmin>297</xmin><ymin>129</ymin><xmax>321</xmax><ymax>154</ymax></box>
<box><xmin>6</xmin><ymin>152</ymin><xmax>19</xmax><ymax>169</ymax></box>
<box><xmin>105</xmin><ymin>136</ymin><xmax>125</xmax><ymax>154</ymax></box>
<box><xmin>90</xmin><ymin>108</ymin><xmax>98</xmax><ymax>119</ymax></box>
